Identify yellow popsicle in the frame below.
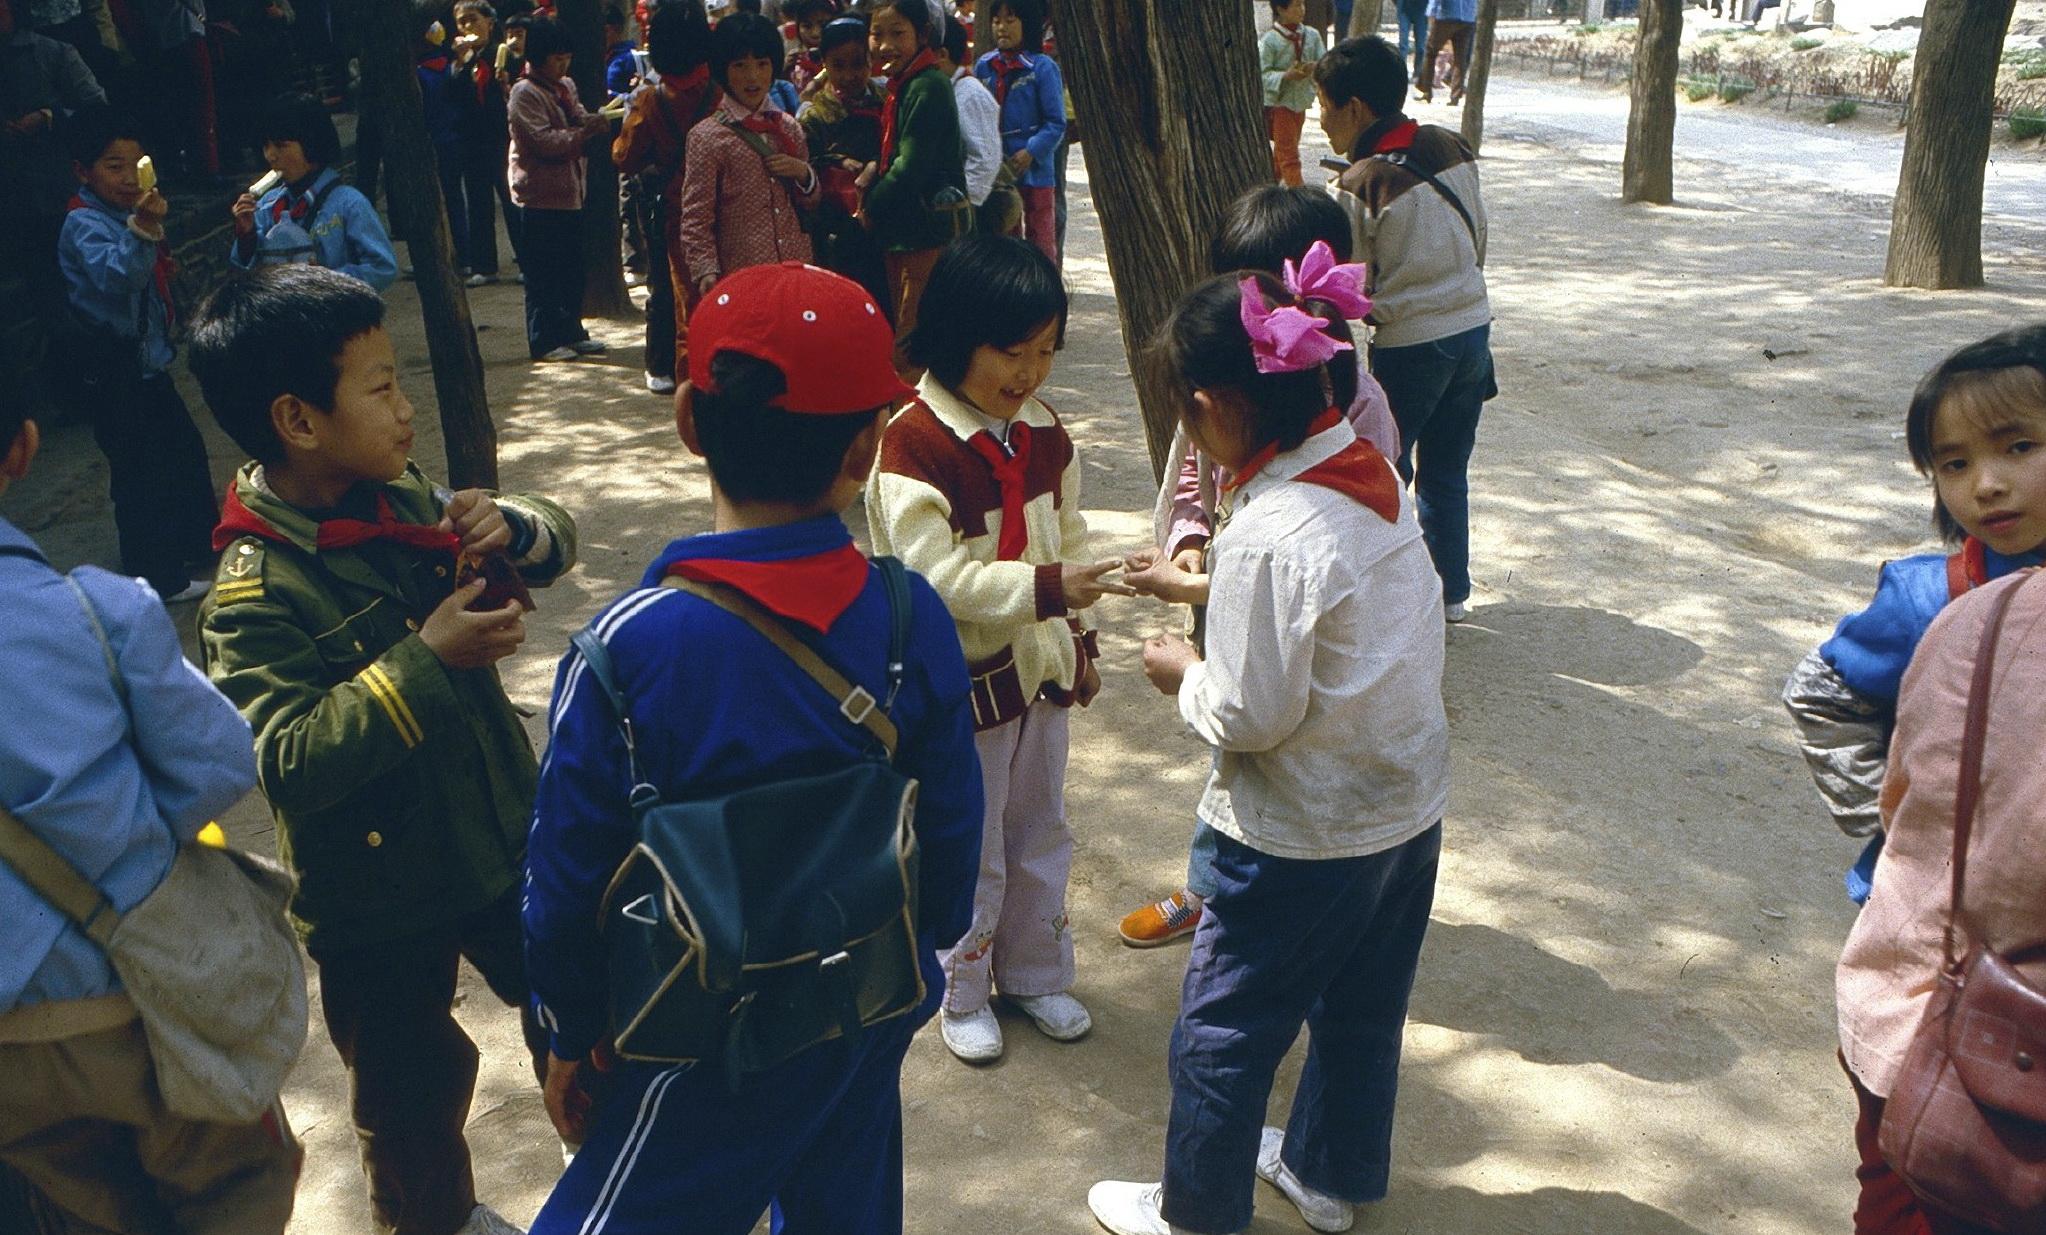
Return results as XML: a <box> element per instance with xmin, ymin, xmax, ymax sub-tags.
<box><xmin>428</xmin><ymin>20</ymin><xmax>446</xmax><ymax>43</ymax></box>
<box><xmin>196</xmin><ymin>822</ymin><xmax>228</xmax><ymax>848</ymax></box>
<box><xmin>136</xmin><ymin>155</ymin><xmax>156</xmax><ymax>192</ymax></box>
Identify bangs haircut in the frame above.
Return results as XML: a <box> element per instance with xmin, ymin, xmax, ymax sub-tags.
<box><xmin>62</xmin><ymin>104</ymin><xmax>144</xmax><ymax>168</ymax></box>
<box><xmin>1315</xmin><ymin>36</ymin><xmax>1407</xmax><ymax>120</ymax></box>
<box><xmin>906</xmin><ymin>235</ymin><xmax>1069</xmax><ymax>389</ymax></box>
<box><xmin>819</xmin><ymin>14</ymin><xmax>867</xmax><ymax>56</ymax></box>
<box><xmin>710</xmin><ymin>11</ymin><xmax>784</xmax><ymax>81</ymax></box>
<box><xmin>259</xmin><ymin>93</ymin><xmax>342</xmax><ymax>167</ymax></box>
<box><xmin>877</xmin><ymin>0</ymin><xmax>939</xmax><ymax>47</ymax></box>
<box><xmin>187</xmin><ymin>266</ymin><xmax>388</xmax><ymax>465</ymax></box>
<box><xmin>522</xmin><ymin>16</ymin><xmax>574</xmax><ymax>61</ymax></box>
<box><xmin>1907</xmin><ymin>325</ymin><xmax>2046</xmax><ymax>541</ymax></box>
<box><xmin>693</xmin><ymin>351</ymin><xmax>882</xmax><ymax>505</ymax></box>
<box><xmin>1153</xmin><ymin>272</ymin><xmax>1335</xmax><ymax>458</ymax></box>
<box><xmin>789</xmin><ymin>0</ymin><xmax>839</xmax><ymax>22</ymax></box>
<box><xmin>990</xmin><ymin>0</ymin><xmax>1043</xmax><ymax>52</ymax></box>
<box><xmin>454</xmin><ymin>1</ymin><xmax>497</xmax><ymax>21</ymax></box>
<box><xmin>647</xmin><ymin>0</ymin><xmax>712</xmax><ymax>74</ymax></box>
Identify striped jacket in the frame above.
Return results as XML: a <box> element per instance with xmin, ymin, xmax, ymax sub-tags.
<box><xmin>199</xmin><ymin>463</ymin><xmax>577</xmax><ymax>951</ymax></box>
<box><xmin>866</xmin><ymin>378</ymin><xmax>1096</xmax><ymax>731</ymax></box>
<box><xmin>1332</xmin><ymin>117</ymin><xmax>1491</xmax><ymax>349</ymax></box>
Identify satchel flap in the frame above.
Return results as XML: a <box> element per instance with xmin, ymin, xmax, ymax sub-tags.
<box><xmin>1950</xmin><ymin>947</ymin><xmax>2046</xmax><ymax>1123</ymax></box>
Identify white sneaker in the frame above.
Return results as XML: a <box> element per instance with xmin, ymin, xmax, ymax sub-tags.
<box><xmin>645</xmin><ymin>373</ymin><xmax>677</xmax><ymax>394</ymax></box>
<box><xmin>572</xmin><ymin>338</ymin><xmax>608</xmax><ymax>356</ymax></box>
<box><xmin>624</xmin><ymin>270</ymin><xmax>646</xmax><ymax>288</ymax></box>
<box><xmin>1086</xmin><ymin>1181</ymin><xmax>1172</xmax><ymax>1235</ymax></box>
<box><xmin>1008</xmin><ymin>991</ymin><xmax>1092</xmax><ymax>1041</ymax></box>
<box><xmin>1444</xmin><ymin>601</ymin><xmax>1468</xmax><ymax>623</ymax></box>
<box><xmin>538</xmin><ymin>346</ymin><xmax>579</xmax><ymax>362</ymax></box>
<box><xmin>465</xmin><ymin>272</ymin><xmax>497</xmax><ymax>288</ymax></box>
<box><xmin>940</xmin><ymin>1006</ymin><xmax>1003</xmax><ymax>1062</ymax></box>
<box><xmin>1255</xmin><ymin>1126</ymin><xmax>1354</xmax><ymax>1233</ymax></box>
<box><xmin>160</xmin><ymin>578</ymin><xmax>212</xmax><ymax>604</ymax></box>
<box><xmin>455</xmin><ymin>1204</ymin><xmax>526</xmax><ymax>1235</ymax></box>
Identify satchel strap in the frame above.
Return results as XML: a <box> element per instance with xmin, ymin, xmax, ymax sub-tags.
<box><xmin>1945</xmin><ymin>569</ymin><xmax>2036</xmax><ymax>972</ymax></box>
<box><xmin>0</xmin><ymin>805</ymin><xmax>122</xmax><ymax>948</ymax></box>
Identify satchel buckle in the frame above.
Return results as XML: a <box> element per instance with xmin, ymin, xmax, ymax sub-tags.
<box><xmin>820</xmin><ymin>950</ymin><xmax>851</xmax><ymax>969</ymax></box>
<box><xmin>840</xmin><ymin>687</ymin><xmax>877</xmax><ymax>727</ymax></box>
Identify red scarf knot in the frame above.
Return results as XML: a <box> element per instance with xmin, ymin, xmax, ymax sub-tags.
<box><xmin>212</xmin><ymin>488</ymin><xmax>463</xmax><ymax>557</ymax></box>
<box><xmin>991</xmin><ymin>50</ymin><xmax>1031</xmax><ymax>106</ymax></box>
<box><xmin>965</xmin><ymin>421</ymin><xmax>1035</xmax><ymax>561</ymax></box>
<box><xmin>880</xmin><ymin>50</ymin><xmax>939</xmax><ymax>169</ymax></box>
<box><xmin>1222</xmin><ymin>409</ymin><xmax>1400</xmax><ymax>523</ymax></box>
<box><xmin>664</xmin><ymin>543</ymin><xmax>871</xmax><ymax>633</ymax></box>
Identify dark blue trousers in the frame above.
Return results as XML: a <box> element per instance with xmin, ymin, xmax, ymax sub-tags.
<box><xmin>1160</xmin><ymin>825</ymin><xmax>1441</xmax><ymax>1235</ymax></box>
<box><xmin>530</xmin><ymin>1016</ymin><xmax>917</xmax><ymax>1235</ymax></box>
<box><xmin>1370</xmin><ymin>323</ymin><xmax>1496</xmax><ymax>606</ymax></box>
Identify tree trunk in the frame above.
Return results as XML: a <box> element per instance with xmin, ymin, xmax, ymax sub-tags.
<box><xmin>556</xmin><ymin>0</ymin><xmax>635</xmax><ymax>318</ymax></box>
<box><xmin>1459</xmin><ymin>0</ymin><xmax>1499</xmax><ymax>152</ymax></box>
<box><xmin>360</xmin><ymin>0</ymin><xmax>499</xmax><ymax>489</ymax></box>
<box><xmin>1048</xmin><ymin>0</ymin><xmax>1271</xmax><ymax>480</ymax></box>
<box><xmin>1884</xmin><ymin>0</ymin><xmax>2017</xmax><ymax>289</ymax></box>
<box><xmin>1349</xmin><ymin>0</ymin><xmax>1383</xmax><ymax>37</ymax></box>
<box><xmin>1620</xmin><ymin>0</ymin><xmax>1681</xmax><ymax>204</ymax></box>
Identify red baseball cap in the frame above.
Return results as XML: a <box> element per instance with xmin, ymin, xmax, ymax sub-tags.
<box><xmin>687</xmin><ymin>262</ymin><xmax>916</xmax><ymax>415</ymax></box>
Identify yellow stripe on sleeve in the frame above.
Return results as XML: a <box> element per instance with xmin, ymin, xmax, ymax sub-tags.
<box><xmin>360</xmin><ymin>664</ymin><xmax>423</xmax><ymax>748</ymax></box>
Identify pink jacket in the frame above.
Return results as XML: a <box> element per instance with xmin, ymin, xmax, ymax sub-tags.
<box><xmin>508</xmin><ymin>75</ymin><xmax>593</xmax><ymax>211</ymax></box>
<box><xmin>1154</xmin><ymin>358</ymin><xmax>1401</xmax><ymax>558</ymax></box>
<box><xmin>1836</xmin><ymin>571</ymin><xmax>2046</xmax><ymax>1097</ymax></box>
<box><xmin>678</xmin><ymin>97</ymin><xmax>818</xmax><ymax>286</ymax></box>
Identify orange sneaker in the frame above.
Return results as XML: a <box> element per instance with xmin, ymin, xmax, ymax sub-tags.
<box><xmin>1118</xmin><ymin>891</ymin><xmax>1203</xmax><ymax>948</ymax></box>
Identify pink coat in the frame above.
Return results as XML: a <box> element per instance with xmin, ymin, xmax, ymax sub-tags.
<box><xmin>508</xmin><ymin>76</ymin><xmax>594</xmax><ymax>211</ymax></box>
<box><xmin>677</xmin><ymin>98</ymin><xmax>818</xmax><ymax>286</ymax></box>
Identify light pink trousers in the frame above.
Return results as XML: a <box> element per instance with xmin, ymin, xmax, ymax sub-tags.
<box><xmin>940</xmin><ymin>699</ymin><xmax>1077</xmax><ymax>1013</ymax></box>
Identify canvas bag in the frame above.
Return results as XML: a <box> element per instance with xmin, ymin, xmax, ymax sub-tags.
<box><xmin>1878</xmin><ymin>570</ymin><xmax>2046</xmax><ymax>1233</ymax></box>
<box><xmin>0</xmin><ymin>578</ymin><xmax>307</xmax><ymax>1125</ymax></box>
<box><xmin>255</xmin><ymin>179</ymin><xmax>343</xmax><ymax>266</ymax></box>
<box><xmin>572</xmin><ymin>560</ymin><xmax>924</xmax><ymax>1088</ymax></box>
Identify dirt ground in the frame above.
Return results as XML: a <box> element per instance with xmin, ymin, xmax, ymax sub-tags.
<box><xmin>7</xmin><ymin>65</ymin><xmax>2046</xmax><ymax>1235</ymax></box>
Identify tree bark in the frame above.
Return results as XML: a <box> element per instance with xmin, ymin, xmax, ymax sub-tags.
<box><xmin>1048</xmin><ymin>0</ymin><xmax>1271</xmax><ymax>480</ymax></box>
<box><xmin>1883</xmin><ymin>0</ymin><xmax>2017</xmax><ymax>289</ymax></box>
<box><xmin>556</xmin><ymin>0</ymin><xmax>636</xmax><ymax>318</ymax></box>
<box><xmin>360</xmin><ymin>0</ymin><xmax>499</xmax><ymax>489</ymax></box>
<box><xmin>1349</xmin><ymin>0</ymin><xmax>1383</xmax><ymax>38</ymax></box>
<box><xmin>1459</xmin><ymin>0</ymin><xmax>1499</xmax><ymax>152</ymax></box>
<box><xmin>1620</xmin><ymin>0</ymin><xmax>1681</xmax><ymax>204</ymax></box>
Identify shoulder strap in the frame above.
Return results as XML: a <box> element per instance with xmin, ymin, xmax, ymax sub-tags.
<box><xmin>662</xmin><ymin>575</ymin><xmax>899</xmax><ymax>756</ymax></box>
<box><xmin>0</xmin><ymin>805</ymin><xmax>122</xmax><ymax>948</ymax></box>
<box><xmin>718</xmin><ymin>115</ymin><xmax>782</xmax><ymax>164</ymax></box>
<box><xmin>875</xmin><ymin>556</ymin><xmax>911</xmax><ymax>712</ymax></box>
<box><xmin>1944</xmin><ymin>569</ymin><xmax>2036</xmax><ymax>971</ymax></box>
<box><xmin>1373</xmin><ymin>150</ymin><xmax>1479</xmax><ymax>253</ymax></box>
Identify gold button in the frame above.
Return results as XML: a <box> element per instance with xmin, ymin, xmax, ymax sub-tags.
<box><xmin>366</xmin><ymin>831</ymin><xmax>383</xmax><ymax>848</ymax></box>
<box><xmin>406</xmin><ymin>618</ymin><xmax>420</xmax><ymax>631</ymax></box>
<box><xmin>434</xmin><ymin>566</ymin><xmax>448</xmax><ymax>577</ymax></box>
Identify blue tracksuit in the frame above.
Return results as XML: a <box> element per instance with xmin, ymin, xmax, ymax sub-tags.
<box><xmin>58</xmin><ymin>187</ymin><xmax>176</xmax><ymax>373</ymax></box>
<box><xmin>229</xmin><ymin>166</ymin><xmax>399</xmax><ymax>291</ymax></box>
<box><xmin>973</xmin><ymin>49</ymin><xmax>1065</xmax><ymax>189</ymax></box>
<box><xmin>525</xmin><ymin>514</ymin><xmax>983</xmax><ymax>1235</ymax></box>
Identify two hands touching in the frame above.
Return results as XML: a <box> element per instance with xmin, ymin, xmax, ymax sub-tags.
<box><xmin>1123</xmin><ymin>545</ymin><xmax>1208</xmax><ymax>698</ymax></box>
<box><xmin>419</xmin><ymin>491</ymin><xmax>527</xmax><ymax>670</ymax></box>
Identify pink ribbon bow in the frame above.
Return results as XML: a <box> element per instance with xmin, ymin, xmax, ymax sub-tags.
<box><xmin>1239</xmin><ymin>276</ymin><xmax>1353</xmax><ymax>375</ymax></box>
<box><xmin>1283</xmin><ymin>240</ymin><xmax>1372</xmax><ymax>322</ymax></box>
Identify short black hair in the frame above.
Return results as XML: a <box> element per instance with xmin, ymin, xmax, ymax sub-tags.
<box><xmin>522</xmin><ymin>16</ymin><xmax>574</xmax><ymax>62</ymax></box>
<box><xmin>647</xmin><ymin>0</ymin><xmax>712</xmax><ymax>74</ymax></box>
<box><xmin>504</xmin><ymin>13</ymin><xmax>533</xmax><ymax>30</ymax></box>
<box><xmin>1906</xmin><ymin>323</ymin><xmax>2046</xmax><ymax>542</ymax></box>
<box><xmin>874</xmin><ymin>0</ymin><xmax>938</xmax><ymax>48</ymax></box>
<box><xmin>693</xmin><ymin>352</ymin><xmax>882</xmax><ymax>504</ymax></box>
<box><xmin>818</xmin><ymin>13</ymin><xmax>866</xmax><ymax>57</ymax></box>
<box><xmin>732</xmin><ymin>0</ymin><xmax>763</xmax><ymax>14</ymax></box>
<box><xmin>1268</xmin><ymin>0</ymin><xmax>1303</xmax><ymax>15</ymax></box>
<box><xmin>604</xmin><ymin>5</ymin><xmax>626</xmax><ymax>26</ymax></box>
<box><xmin>1154</xmin><ymin>272</ymin><xmax>1338</xmax><ymax>458</ymax></box>
<box><xmin>187</xmin><ymin>266</ymin><xmax>388</xmax><ymax>465</ymax></box>
<box><xmin>788</xmin><ymin>0</ymin><xmax>838</xmax><ymax>22</ymax></box>
<box><xmin>454</xmin><ymin>0</ymin><xmax>497</xmax><ymax>21</ymax></box>
<box><xmin>61</xmin><ymin>104</ymin><xmax>145</xmax><ymax>168</ymax></box>
<box><xmin>990</xmin><ymin>0</ymin><xmax>1042</xmax><ymax>52</ymax></box>
<box><xmin>907</xmin><ymin>235</ymin><xmax>1068</xmax><ymax>389</ymax></box>
<box><xmin>1211</xmin><ymin>185</ymin><xmax>1359</xmax><ymax>414</ymax></box>
<box><xmin>940</xmin><ymin>14</ymin><xmax>967</xmax><ymax>64</ymax></box>
<box><xmin>258</xmin><ymin>93</ymin><xmax>342</xmax><ymax>168</ymax></box>
<box><xmin>711</xmin><ymin>11</ymin><xmax>783</xmax><ymax>83</ymax></box>
<box><xmin>1316</xmin><ymin>36</ymin><xmax>1407</xmax><ymax>120</ymax></box>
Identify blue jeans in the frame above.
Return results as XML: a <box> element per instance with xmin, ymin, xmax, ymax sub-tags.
<box><xmin>1161</xmin><ymin>825</ymin><xmax>1441</xmax><ymax>1235</ymax></box>
<box><xmin>1397</xmin><ymin>0</ymin><xmax>1429</xmax><ymax>65</ymax></box>
<box><xmin>1370</xmin><ymin>322</ymin><xmax>1496</xmax><ymax>605</ymax></box>
<box><xmin>1186</xmin><ymin>821</ymin><xmax>1220</xmax><ymax>900</ymax></box>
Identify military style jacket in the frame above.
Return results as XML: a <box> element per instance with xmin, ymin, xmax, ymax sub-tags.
<box><xmin>199</xmin><ymin>463</ymin><xmax>577</xmax><ymax>953</ymax></box>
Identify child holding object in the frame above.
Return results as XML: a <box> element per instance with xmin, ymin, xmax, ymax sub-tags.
<box><xmin>509</xmin><ymin>17</ymin><xmax>612</xmax><ymax>361</ymax></box>
<box><xmin>229</xmin><ymin>93</ymin><xmax>398</xmax><ymax>291</ymax></box>
<box><xmin>1089</xmin><ymin>270</ymin><xmax>1448</xmax><ymax>1235</ymax></box>
<box><xmin>973</xmin><ymin>0</ymin><xmax>1064</xmax><ymax>263</ymax></box>
<box><xmin>1259</xmin><ymin>0</ymin><xmax>1323</xmax><ymax>187</ymax></box>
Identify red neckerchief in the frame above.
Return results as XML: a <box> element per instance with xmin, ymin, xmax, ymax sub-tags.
<box><xmin>472</xmin><ymin>44</ymin><xmax>500</xmax><ymax>104</ymax></box>
<box><xmin>1364</xmin><ymin>117</ymin><xmax>1420</xmax><ymax>156</ymax></box>
<box><xmin>1947</xmin><ymin>536</ymin><xmax>1989</xmax><ymax>597</ymax></box>
<box><xmin>724</xmin><ymin>97</ymin><xmax>802</xmax><ymax>158</ymax></box>
<box><xmin>665</xmin><ymin>542</ymin><xmax>871</xmax><ymax>633</ymax></box>
<box><xmin>1277</xmin><ymin>22</ymin><xmax>1304</xmax><ymax>62</ymax></box>
<box><xmin>1222</xmin><ymin>409</ymin><xmax>1400</xmax><ymax>523</ymax></box>
<box><xmin>419</xmin><ymin>51</ymin><xmax>450</xmax><ymax>73</ymax></box>
<box><xmin>68</xmin><ymin>192</ymin><xmax>177</xmax><ymax>331</ymax></box>
<box><xmin>212</xmin><ymin>487</ymin><xmax>462</xmax><ymax>557</ymax></box>
<box><xmin>881</xmin><ymin>50</ymin><xmax>939</xmax><ymax>169</ymax></box>
<box><xmin>791</xmin><ymin>49</ymin><xmax>821</xmax><ymax>82</ymax></box>
<box><xmin>528</xmin><ymin>65</ymin><xmax>580</xmax><ymax>116</ymax></box>
<box><xmin>267</xmin><ymin>173</ymin><xmax>329</xmax><ymax>225</ymax></box>
<box><xmin>990</xmin><ymin>50</ymin><xmax>1031</xmax><ymax>106</ymax></box>
<box><xmin>964</xmin><ymin>419</ymin><xmax>1035</xmax><ymax>561</ymax></box>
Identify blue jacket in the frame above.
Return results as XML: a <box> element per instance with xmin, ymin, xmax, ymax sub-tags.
<box><xmin>973</xmin><ymin>49</ymin><xmax>1065</xmax><ymax>189</ymax></box>
<box><xmin>1427</xmin><ymin>0</ymin><xmax>1478</xmax><ymax>19</ymax></box>
<box><xmin>525</xmin><ymin>515</ymin><xmax>984</xmax><ymax>1060</ymax></box>
<box><xmin>605</xmin><ymin>41</ymin><xmax>639</xmax><ymax>99</ymax></box>
<box><xmin>1821</xmin><ymin>544</ymin><xmax>2046</xmax><ymax>706</ymax></box>
<box><xmin>0</xmin><ymin>518</ymin><xmax>258</xmax><ymax>1013</ymax></box>
<box><xmin>229</xmin><ymin>167</ymin><xmax>400</xmax><ymax>292</ymax></box>
<box><xmin>417</xmin><ymin>54</ymin><xmax>463</xmax><ymax>148</ymax></box>
<box><xmin>58</xmin><ymin>187</ymin><xmax>176</xmax><ymax>373</ymax></box>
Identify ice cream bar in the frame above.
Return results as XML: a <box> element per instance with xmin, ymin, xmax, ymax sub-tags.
<box><xmin>136</xmin><ymin>155</ymin><xmax>156</xmax><ymax>192</ymax></box>
<box><xmin>250</xmin><ymin>169</ymin><xmax>283</xmax><ymax>196</ymax></box>
<box><xmin>427</xmin><ymin>19</ymin><xmax>446</xmax><ymax>43</ymax></box>
<box><xmin>496</xmin><ymin>41</ymin><xmax>510</xmax><ymax>70</ymax></box>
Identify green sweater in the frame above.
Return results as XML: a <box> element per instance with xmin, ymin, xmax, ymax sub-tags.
<box><xmin>864</xmin><ymin>67</ymin><xmax>968</xmax><ymax>254</ymax></box>
<box><xmin>199</xmin><ymin>463</ymin><xmax>578</xmax><ymax>952</ymax></box>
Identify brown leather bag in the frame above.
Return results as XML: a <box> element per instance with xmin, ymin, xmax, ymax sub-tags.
<box><xmin>1878</xmin><ymin>571</ymin><xmax>2046</xmax><ymax>1234</ymax></box>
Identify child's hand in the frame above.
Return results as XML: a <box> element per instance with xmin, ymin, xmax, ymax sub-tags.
<box><xmin>1063</xmin><ymin>558</ymin><xmax>1137</xmax><ymax>610</ymax></box>
<box><xmin>696</xmin><ymin>273</ymin><xmax>719</xmax><ymax>295</ymax></box>
<box><xmin>419</xmin><ymin>580</ymin><xmax>527</xmax><ymax>668</ymax></box>
<box><xmin>1142</xmin><ymin>633</ymin><xmax>1200</xmax><ymax>696</ymax></box>
<box><xmin>438</xmin><ymin>489</ymin><xmax>512</xmax><ymax>556</ymax></box>
<box><xmin>855</xmin><ymin>161</ymin><xmax>877</xmax><ymax>188</ymax></box>
<box><xmin>765</xmin><ymin>152</ymin><xmax>811</xmax><ymax>180</ymax></box>
<box><xmin>1125</xmin><ymin>550</ymin><xmax>1209</xmax><ymax>606</ymax></box>
<box><xmin>231</xmin><ymin>192</ymin><xmax>258</xmax><ymax>235</ymax></box>
<box><xmin>1075</xmin><ymin>655</ymin><xmax>1101</xmax><ymax>707</ymax></box>
<box><xmin>1005</xmin><ymin>150</ymin><xmax>1033</xmax><ymax>177</ymax></box>
<box><xmin>133</xmin><ymin>189</ymin><xmax>170</xmax><ymax>230</ymax></box>
<box><xmin>543</xmin><ymin>1040</ymin><xmax>616</xmax><ymax>1145</ymax></box>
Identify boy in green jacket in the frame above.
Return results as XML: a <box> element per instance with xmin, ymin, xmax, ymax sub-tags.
<box><xmin>188</xmin><ymin>266</ymin><xmax>578</xmax><ymax>1235</ymax></box>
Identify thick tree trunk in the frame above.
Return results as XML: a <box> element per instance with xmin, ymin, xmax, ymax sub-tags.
<box><xmin>1349</xmin><ymin>0</ymin><xmax>1383</xmax><ymax>38</ymax></box>
<box><xmin>1620</xmin><ymin>0</ymin><xmax>1682</xmax><ymax>204</ymax></box>
<box><xmin>557</xmin><ymin>0</ymin><xmax>635</xmax><ymax>318</ymax></box>
<box><xmin>360</xmin><ymin>0</ymin><xmax>499</xmax><ymax>488</ymax></box>
<box><xmin>1459</xmin><ymin>0</ymin><xmax>1499</xmax><ymax>152</ymax></box>
<box><xmin>1048</xmin><ymin>0</ymin><xmax>1272</xmax><ymax>480</ymax></box>
<box><xmin>1884</xmin><ymin>0</ymin><xmax>2017</xmax><ymax>289</ymax></box>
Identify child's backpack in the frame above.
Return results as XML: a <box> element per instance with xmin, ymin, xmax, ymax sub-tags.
<box><xmin>255</xmin><ymin>179</ymin><xmax>344</xmax><ymax>267</ymax></box>
<box><xmin>571</xmin><ymin>558</ymin><xmax>924</xmax><ymax>1088</ymax></box>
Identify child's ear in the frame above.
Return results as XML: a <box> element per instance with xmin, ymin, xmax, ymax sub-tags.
<box><xmin>270</xmin><ymin>393</ymin><xmax>323</xmax><ymax>454</ymax></box>
<box><xmin>674</xmin><ymin>383</ymin><xmax>704</xmax><ymax>457</ymax></box>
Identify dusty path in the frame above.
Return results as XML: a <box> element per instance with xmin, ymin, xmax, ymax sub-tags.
<box><xmin>6</xmin><ymin>68</ymin><xmax>2046</xmax><ymax>1234</ymax></box>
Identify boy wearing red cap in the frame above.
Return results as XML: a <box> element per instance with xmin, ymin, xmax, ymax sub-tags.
<box><xmin>524</xmin><ymin>261</ymin><xmax>985</xmax><ymax>1235</ymax></box>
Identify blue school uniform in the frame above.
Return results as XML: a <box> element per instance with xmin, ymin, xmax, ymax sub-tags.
<box><xmin>973</xmin><ymin>49</ymin><xmax>1065</xmax><ymax>190</ymax></box>
<box><xmin>526</xmin><ymin>514</ymin><xmax>983</xmax><ymax>1235</ymax></box>
<box><xmin>58</xmin><ymin>187</ymin><xmax>176</xmax><ymax>373</ymax></box>
<box><xmin>229</xmin><ymin>167</ymin><xmax>399</xmax><ymax>291</ymax></box>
